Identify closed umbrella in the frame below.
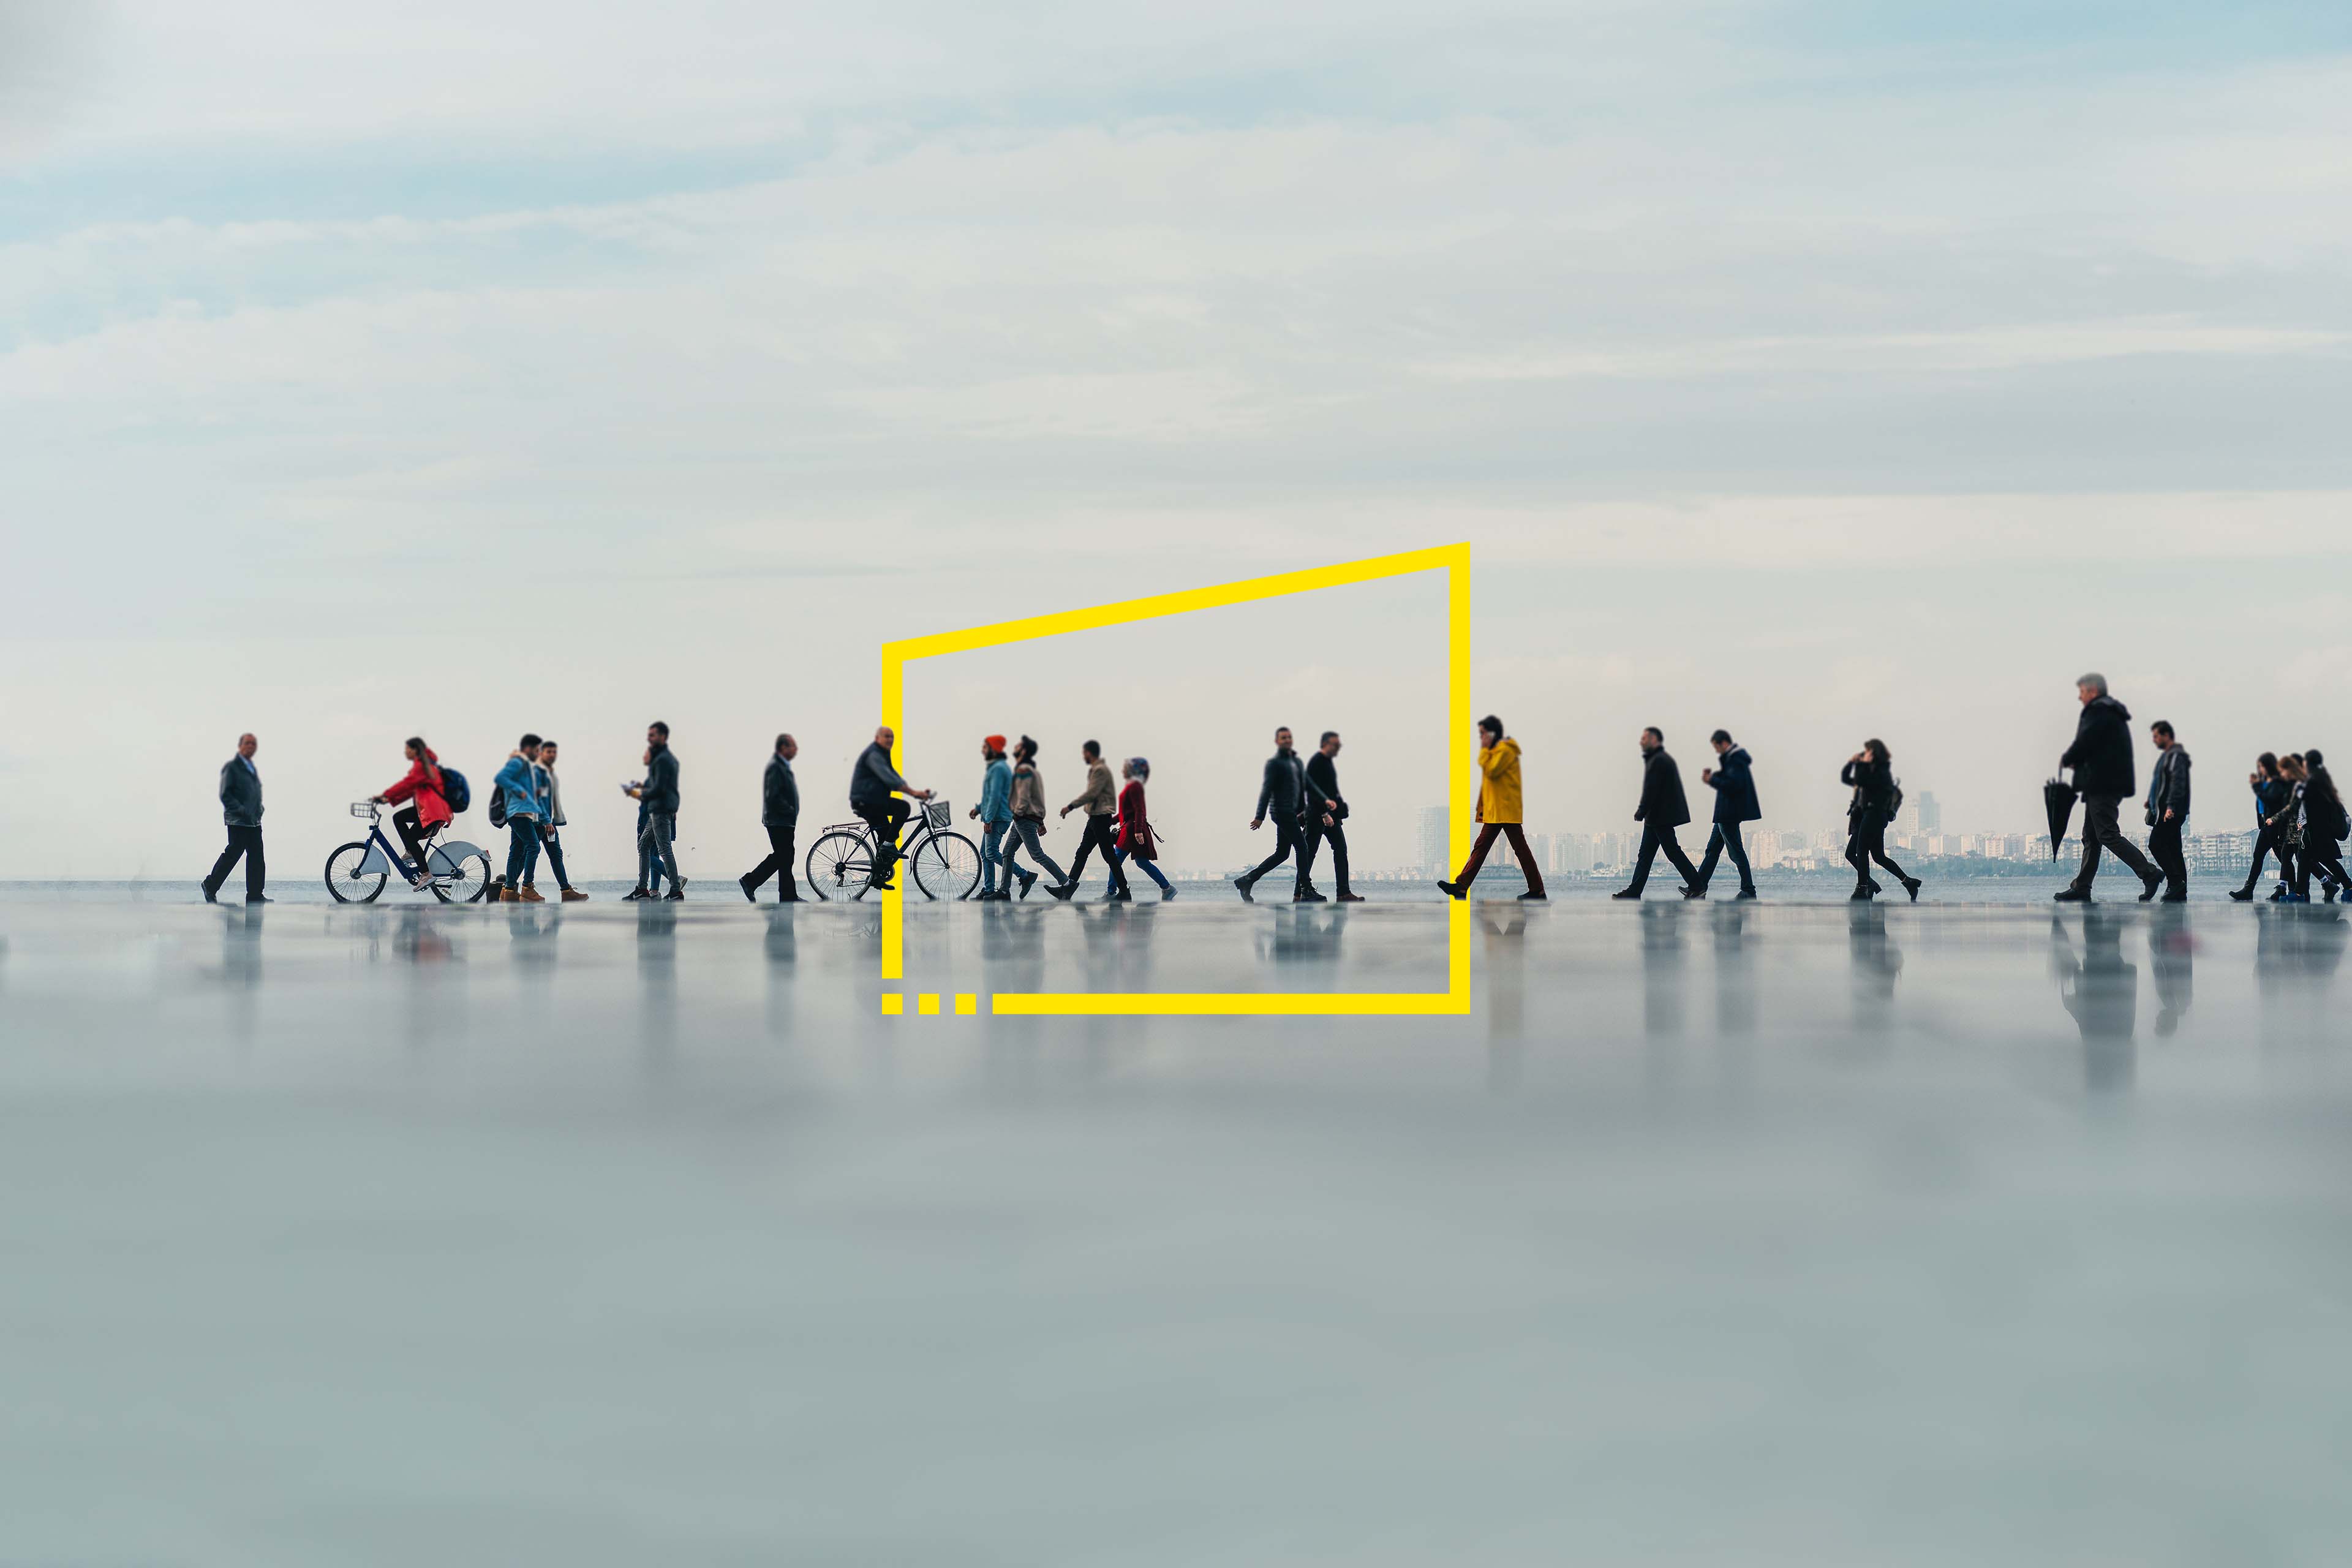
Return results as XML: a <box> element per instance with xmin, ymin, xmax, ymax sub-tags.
<box><xmin>2043</xmin><ymin>777</ymin><xmax>2077</xmax><ymax>861</ymax></box>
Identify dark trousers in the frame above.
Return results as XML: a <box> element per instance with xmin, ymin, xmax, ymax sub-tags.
<box><xmin>205</xmin><ymin>825</ymin><xmax>266</xmax><ymax>900</ymax></box>
<box><xmin>2071</xmin><ymin>794</ymin><xmax>2157</xmax><ymax>891</ymax></box>
<box><xmin>856</xmin><ymin>800</ymin><xmax>911</xmax><ymax>883</ymax></box>
<box><xmin>505</xmin><ymin>817</ymin><xmax>541</xmax><ymax>888</ymax></box>
<box><xmin>2236</xmin><ymin>825</ymin><xmax>2294</xmax><ymax>895</ymax></box>
<box><xmin>1242</xmin><ymin>813</ymin><xmax>1303</xmax><ymax>888</ymax></box>
<box><xmin>1626</xmin><ymin>822</ymin><xmax>1698</xmax><ymax>894</ymax></box>
<box><xmin>1071</xmin><ymin>813</ymin><xmax>1128</xmax><ymax>893</ymax></box>
<box><xmin>2148</xmin><ymin>815</ymin><xmax>2187</xmax><ymax>898</ymax></box>
<box><xmin>1298</xmin><ymin>818</ymin><xmax>1352</xmax><ymax>894</ymax></box>
<box><xmin>2299</xmin><ymin>837</ymin><xmax>2346</xmax><ymax>898</ymax></box>
<box><xmin>1694</xmin><ymin>821</ymin><xmax>1755</xmax><ymax>893</ymax></box>
<box><xmin>392</xmin><ymin>807</ymin><xmax>430</xmax><ymax>870</ymax></box>
<box><xmin>541</xmin><ymin>829</ymin><xmax>573</xmax><ymax>890</ymax></box>
<box><xmin>1453</xmin><ymin>822</ymin><xmax>1547</xmax><ymax>895</ymax></box>
<box><xmin>1845</xmin><ymin>813</ymin><xmax>1909</xmax><ymax>888</ymax></box>
<box><xmin>744</xmin><ymin>823</ymin><xmax>799</xmax><ymax>900</ymax></box>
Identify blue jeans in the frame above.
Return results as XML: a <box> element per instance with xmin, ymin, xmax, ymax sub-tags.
<box><xmin>1114</xmin><ymin>847</ymin><xmax>1170</xmax><ymax>891</ymax></box>
<box><xmin>505</xmin><ymin>816</ymin><xmax>540</xmax><ymax>888</ymax></box>
<box><xmin>981</xmin><ymin>820</ymin><xmax>1009</xmax><ymax>892</ymax></box>
<box><xmin>541</xmin><ymin>828</ymin><xmax>570</xmax><ymax>889</ymax></box>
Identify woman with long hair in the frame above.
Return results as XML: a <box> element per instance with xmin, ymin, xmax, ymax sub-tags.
<box><xmin>1841</xmin><ymin>739</ymin><xmax>1920</xmax><ymax>902</ymax></box>
<box><xmin>373</xmin><ymin>736</ymin><xmax>450</xmax><ymax>889</ymax></box>
<box><xmin>2230</xmin><ymin>752</ymin><xmax>2294</xmax><ymax>901</ymax></box>
<box><xmin>2302</xmin><ymin>748</ymin><xmax>2351</xmax><ymax>900</ymax></box>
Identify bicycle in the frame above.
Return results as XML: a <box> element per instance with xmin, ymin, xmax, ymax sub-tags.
<box><xmin>325</xmin><ymin>801</ymin><xmax>495</xmax><ymax>903</ymax></box>
<box><xmin>802</xmin><ymin>798</ymin><xmax>981</xmax><ymax>900</ymax></box>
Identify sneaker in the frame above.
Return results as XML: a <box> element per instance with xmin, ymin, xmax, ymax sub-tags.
<box><xmin>560</xmin><ymin>888</ymin><xmax>589</xmax><ymax>902</ymax></box>
<box><xmin>622</xmin><ymin>886</ymin><xmax>651</xmax><ymax>901</ymax></box>
<box><xmin>1161</xmin><ymin>886</ymin><xmax>1177</xmax><ymax>902</ymax></box>
<box><xmin>2053</xmin><ymin>886</ymin><xmax>2091</xmax><ymax>903</ymax></box>
<box><xmin>663</xmin><ymin>888</ymin><xmax>685</xmax><ymax>902</ymax></box>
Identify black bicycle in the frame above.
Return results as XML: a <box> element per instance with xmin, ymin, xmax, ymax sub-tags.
<box><xmin>803</xmin><ymin>799</ymin><xmax>981</xmax><ymax>900</ymax></box>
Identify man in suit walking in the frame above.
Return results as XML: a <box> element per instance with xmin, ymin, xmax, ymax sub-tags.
<box><xmin>201</xmin><ymin>732</ymin><xmax>269</xmax><ymax>903</ymax></box>
<box><xmin>741</xmin><ymin>733</ymin><xmax>803</xmax><ymax>902</ymax></box>
<box><xmin>1614</xmin><ymin>726</ymin><xmax>1702</xmax><ymax>900</ymax></box>
<box><xmin>1691</xmin><ymin>729</ymin><xmax>1761</xmax><ymax>900</ymax></box>
<box><xmin>1295</xmin><ymin>731</ymin><xmax>1362</xmax><ymax>903</ymax></box>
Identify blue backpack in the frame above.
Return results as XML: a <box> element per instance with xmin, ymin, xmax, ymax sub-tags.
<box><xmin>438</xmin><ymin>766</ymin><xmax>472</xmax><ymax>814</ymax></box>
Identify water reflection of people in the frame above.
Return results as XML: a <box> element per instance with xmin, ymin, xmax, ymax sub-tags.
<box><xmin>763</xmin><ymin>905</ymin><xmax>796</xmax><ymax>1039</ymax></box>
<box><xmin>1639</xmin><ymin>902</ymin><xmax>1686</xmax><ymax>1038</ymax></box>
<box><xmin>1257</xmin><ymin>906</ymin><xmax>1347</xmax><ymax>967</ymax></box>
<box><xmin>1481</xmin><ymin>909</ymin><xmax>1527</xmax><ymax>1093</ymax></box>
<box><xmin>2050</xmin><ymin>908</ymin><xmax>2135</xmax><ymax>1091</ymax></box>
<box><xmin>636</xmin><ymin>900</ymin><xmax>678</xmax><ymax>1058</ymax></box>
<box><xmin>1711</xmin><ymin>901</ymin><xmax>1757</xmax><ymax>1036</ymax></box>
<box><xmin>2255</xmin><ymin>903</ymin><xmax>2347</xmax><ymax>1045</ymax></box>
<box><xmin>1847</xmin><ymin>902</ymin><xmax>1902</xmax><ymax>1028</ymax></box>
<box><xmin>2147</xmin><ymin>905</ymin><xmax>2194</xmax><ymax>1038</ymax></box>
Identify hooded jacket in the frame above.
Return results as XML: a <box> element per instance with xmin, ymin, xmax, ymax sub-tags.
<box><xmin>1634</xmin><ymin>745</ymin><xmax>1689</xmax><ymax>829</ymax></box>
<box><xmin>1478</xmin><ymin>737</ymin><xmax>1525</xmax><ymax>824</ymax></box>
<box><xmin>1705</xmin><ymin>746</ymin><xmax>1760</xmax><ymax>824</ymax></box>
<box><xmin>2061</xmin><ymin>694</ymin><xmax>2136</xmax><ymax>799</ymax></box>
<box><xmin>494</xmin><ymin>753</ymin><xmax>545</xmax><ymax>822</ymax></box>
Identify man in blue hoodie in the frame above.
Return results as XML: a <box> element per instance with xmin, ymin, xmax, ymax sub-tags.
<box><xmin>968</xmin><ymin>734</ymin><xmax>1014</xmax><ymax>900</ymax></box>
<box><xmin>493</xmin><ymin>734</ymin><xmax>548</xmax><ymax>902</ymax></box>
<box><xmin>1691</xmin><ymin>729</ymin><xmax>1762</xmax><ymax>900</ymax></box>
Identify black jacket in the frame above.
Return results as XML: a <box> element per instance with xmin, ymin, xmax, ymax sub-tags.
<box><xmin>1305</xmin><ymin>750</ymin><xmax>1348</xmax><ymax>821</ymax></box>
<box><xmin>2145</xmin><ymin>745</ymin><xmax>2190</xmax><ymax>820</ymax></box>
<box><xmin>850</xmin><ymin>742</ymin><xmax>913</xmax><ymax>809</ymax></box>
<box><xmin>219</xmin><ymin>755</ymin><xmax>263</xmax><ymax>826</ymax></box>
<box><xmin>1255</xmin><ymin>750</ymin><xmax>1306</xmax><ymax>821</ymax></box>
<box><xmin>1634</xmin><ymin>747</ymin><xmax>1690</xmax><ymax>829</ymax></box>
<box><xmin>1705</xmin><ymin>746</ymin><xmax>1760</xmax><ymax>824</ymax></box>
<box><xmin>2061</xmin><ymin>694</ymin><xmax>2136</xmax><ymax>800</ymax></box>
<box><xmin>1842</xmin><ymin>756</ymin><xmax>1897</xmax><ymax>822</ymax></box>
<box><xmin>640</xmin><ymin>743</ymin><xmax>680</xmax><ymax>815</ymax></box>
<box><xmin>762</xmin><ymin>754</ymin><xmax>799</xmax><ymax>828</ymax></box>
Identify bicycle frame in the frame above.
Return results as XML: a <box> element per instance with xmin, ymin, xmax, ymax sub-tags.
<box><xmin>351</xmin><ymin>813</ymin><xmax>486</xmax><ymax>883</ymax></box>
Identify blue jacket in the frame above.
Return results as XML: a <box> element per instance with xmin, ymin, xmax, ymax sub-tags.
<box><xmin>494</xmin><ymin>754</ymin><xmax>545</xmax><ymax>821</ymax></box>
<box><xmin>978</xmin><ymin>757</ymin><xmax>1012</xmax><ymax>824</ymax></box>
<box><xmin>1705</xmin><ymin>746</ymin><xmax>1760</xmax><ymax>824</ymax></box>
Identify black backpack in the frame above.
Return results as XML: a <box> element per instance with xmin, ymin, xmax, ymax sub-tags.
<box><xmin>486</xmin><ymin>777</ymin><xmax>508</xmax><ymax>829</ymax></box>
<box><xmin>438</xmin><ymin>766</ymin><xmax>472</xmax><ymax>813</ymax></box>
<box><xmin>1888</xmin><ymin>777</ymin><xmax>1905</xmax><ymax>821</ymax></box>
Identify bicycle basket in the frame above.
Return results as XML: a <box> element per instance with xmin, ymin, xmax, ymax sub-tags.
<box><xmin>350</xmin><ymin>801</ymin><xmax>377</xmax><ymax>818</ymax></box>
<box><xmin>924</xmin><ymin>799</ymin><xmax>952</xmax><ymax>830</ymax></box>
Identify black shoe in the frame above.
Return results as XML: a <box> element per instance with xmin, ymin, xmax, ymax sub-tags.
<box><xmin>779</xmin><ymin>895</ymin><xmax>807</xmax><ymax>903</ymax></box>
<box><xmin>2160</xmin><ymin>892</ymin><xmax>2188</xmax><ymax>903</ymax></box>
<box><xmin>622</xmin><ymin>886</ymin><xmax>651</xmax><ymax>902</ymax></box>
<box><xmin>2269</xmin><ymin>884</ymin><xmax>2289</xmax><ymax>903</ymax></box>
<box><xmin>663</xmin><ymin>889</ymin><xmax>685</xmax><ymax>902</ymax></box>
<box><xmin>1610</xmin><ymin>888</ymin><xmax>1642</xmax><ymax>900</ymax></box>
<box><xmin>244</xmin><ymin>895</ymin><xmax>273</xmax><ymax>904</ymax></box>
<box><xmin>1336</xmin><ymin>891</ymin><xmax>1365</xmax><ymax>903</ymax></box>
<box><xmin>1903</xmin><ymin>877</ymin><xmax>1922</xmax><ymax>903</ymax></box>
<box><xmin>1868</xmin><ymin>880</ymin><xmax>1885</xmax><ymax>895</ymax></box>
<box><xmin>1681</xmin><ymin>884</ymin><xmax>1706</xmax><ymax>900</ymax></box>
<box><xmin>200</xmin><ymin>883</ymin><xmax>219</xmax><ymax>904</ymax></box>
<box><xmin>739</xmin><ymin>875</ymin><xmax>758</xmax><ymax>904</ymax></box>
<box><xmin>1234</xmin><ymin>876</ymin><xmax>1256</xmax><ymax>902</ymax></box>
<box><xmin>2227</xmin><ymin>888</ymin><xmax>2253</xmax><ymax>902</ymax></box>
<box><xmin>1016</xmin><ymin>870</ymin><xmax>1038</xmax><ymax>900</ymax></box>
<box><xmin>1518</xmin><ymin>889</ymin><xmax>1547</xmax><ymax>901</ymax></box>
<box><xmin>1734</xmin><ymin>888</ymin><xmax>1759</xmax><ymax>901</ymax></box>
<box><xmin>1047</xmin><ymin>883</ymin><xmax>1075</xmax><ymax>902</ymax></box>
<box><xmin>2054</xmin><ymin>886</ymin><xmax>2091</xmax><ymax>902</ymax></box>
<box><xmin>1849</xmin><ymin>886</ymin><xmax>1875</xmax><ymax>901</ymax></box>
<box><xmin>1435</xmin><ymin>880</ymin><xmax>1465</xmax><ymax>900</ymax></box>
<box><xmin>1294</xmin><ymin>888</ymin><xmax>1329</xmax><ymax>903</ymax></box>
<box><xmin>1108</xmin><ymin>889</ymin><xmax>1134</xmax><ymax>903</ymax></box>
<box><xmin>2138</xmin><ymin>872</ymin><xmax>2162</xmax><ymax>903</ymax></box>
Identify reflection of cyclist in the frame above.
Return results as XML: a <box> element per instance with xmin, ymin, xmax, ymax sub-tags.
<box><xmin>850</xmin><ymin>725</ymin><xmax>933</xmax><ymax>891</ymax></box>
<box><xmin>374</xmin><ymin>737</ymin><xmax>450</xmax><ymax>889</ymax></box>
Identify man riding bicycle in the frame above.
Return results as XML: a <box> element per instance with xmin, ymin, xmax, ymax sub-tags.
<box><xmin>849</xmin><ymin>725</ymin><xmax>934</xmax><ymax>891</ymax></box>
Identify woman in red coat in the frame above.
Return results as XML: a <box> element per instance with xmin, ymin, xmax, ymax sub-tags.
<box><xmin>375</xmin><ymin>737</ymin><xmax>452</xmax><ymax>884</ymax></box>
<box><xmin>1113</xmin><ymin>757</ymin><xmax>1175</xmax><ymax>901</ymax></box>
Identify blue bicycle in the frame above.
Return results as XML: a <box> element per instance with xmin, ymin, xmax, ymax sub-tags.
<box><xmin>325</xmin><ymin>801</ymin><xmax>494</xmax><ymax>903</ymax></box>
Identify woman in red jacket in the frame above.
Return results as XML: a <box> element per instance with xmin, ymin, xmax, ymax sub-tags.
<box><xmin>1113</xmin><ymin>757</ymin><xmax>1174</xmax><ymax>901</ymax></box>
<box><xmin>374</xmin><ymin>737</ymin><xmax>452</xmax><ymax>886</ymax></box>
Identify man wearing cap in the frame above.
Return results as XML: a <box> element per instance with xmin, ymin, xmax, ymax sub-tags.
<box><xmin>969</xmin><ymin>734</ymin><xmax>1015</xmax><ymax>900</ymax></box>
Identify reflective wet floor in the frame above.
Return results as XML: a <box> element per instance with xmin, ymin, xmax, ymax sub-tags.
<box><xmin>4</xmin><ymin>901</ymin><xmax>2348</xmax><ymax>1564</ymax></box>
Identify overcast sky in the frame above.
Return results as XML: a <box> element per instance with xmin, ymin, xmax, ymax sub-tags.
<box><xmin>5</xmin><ymin>0</ymin><xmax>2350</xmax><ymax>879</ymax></box>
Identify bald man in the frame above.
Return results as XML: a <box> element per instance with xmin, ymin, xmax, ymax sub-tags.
<box><xmin>202</xmin><ymin>732</ymin><xmax>269</xmax><ymax>903</ymax></box>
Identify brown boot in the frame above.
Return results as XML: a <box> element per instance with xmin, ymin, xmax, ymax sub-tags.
<box><xmin>499</xmin><ymin>884</ymin><xmax>521</xmax><ymax>903</ymax></box>
<box><xmin>519</xmin><ymin>883</ymin><xmax>546</xmax><ymax>903</ymax></box>
<box><xmin>560</xmin><ymin>888</ymin><xmax>589</xmax><ymax>902</ymax></box>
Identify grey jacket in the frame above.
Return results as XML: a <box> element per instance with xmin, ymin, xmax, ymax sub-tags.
<box><xmin>763</xmin><ymin>754</ymin><xmax>800</xmax><ymax>828</ymax></box>
<box><xmin>219</xmin><ymin>755</ymin><xmax>263</xmax><ymax>826</ymax></box>
<box><xmin>2146</xmin><ymin>745</ymin><xmax>2190</xmax><ymax>820</ymax></box>
<box><xmin>850</xmin><ymin>742</ymin><xmax>914</xmax><ymax>809</ymax></box>
<box><xmin>543</xmin><ymin>764</ymin><xmax>566</xmax><ymax>827</ymax></box>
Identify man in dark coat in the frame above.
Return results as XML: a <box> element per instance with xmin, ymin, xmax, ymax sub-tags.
<box><xmin>2145</xmin><ymin>720</ymin><xmax>2190</xmax><ymax>902</ymax></box>
<box><xmin>740</xmin><ymin>733</ymin><xmax>804</xmax><ymax>903</ymax></box>
<box><xmin>848</xmin><ymin>725</ymin><xmax>934</xmax><ymax>891</ymax></box>
<box><xmin>1691</xmin><ymin>728</ymin><xmax>1761</xmax><ymax>900</ymax></box>
<box><xmin>1615</xmin><ymin>726</ymin><xmax>1703</xmax><ymax>899</ymax></box>
<box><xmin>2057</xmin><ymin>673</ymin><xmax>2163</xmax><ymax>903</ymax></box>
<box><xmin>201</xmin><ymin>731</ymin><xmax>268</xmax><ymax>903</ymax></box>
<box><xmin>1237</xmin><ymin>726</ymin><xmax>1319</xmax><ymax>902</ymax></box>
<box><xmin>1294</xmin><ymin>731</ymin><xmax>1362</xmax><ymax>903</ymax></box>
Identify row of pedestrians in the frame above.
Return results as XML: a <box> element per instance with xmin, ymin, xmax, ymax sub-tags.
<box><xmin>963</xmin><ymin>735</ymin><xmax>1172</xmax><ymax>902</ymax></box>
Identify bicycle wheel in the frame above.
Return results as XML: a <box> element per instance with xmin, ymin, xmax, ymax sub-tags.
<box><xmin>432</xmin><ymin>852</ymin><xmax>494</xmax><ymax>904</ymax></box>
<box><xmin>804</xmin><ymin>829</ymin><xmax>875</xmax><ymax>902</ymax></box>
<box><xmin>913</xmin><ymin>831</ymin><xmax>982</xmax><ymax>902</ymax></box>
<box><xmin>325</xmin><ymin>842</ymin><xmax>388</xmax><ymax>904</ymax></box>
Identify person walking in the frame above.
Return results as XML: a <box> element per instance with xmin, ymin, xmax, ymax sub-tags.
<box><xmin>739</xmin><ymin>733</ymin><xmax>802</xmax><ymax>903</ymax></box>
<box><xmin>1691</xmin><ymin>728</ymin><xmax>1761</xmax><ymax>901</ymax></box>
<box><xmin>2230</xmin><ymin>753</ymin><xmax>2294</xmax><ymax>902</ymax></box>
<box><xmin>374</xmin><ymin>737</ymin><xmax>451</xmax><ymax>889</ymax></box>
<box><xmin>2145</xmin><ymin>720</ymin><xmax>2190</xmax><ymax>903</ymax></box>
<box><xmin>1295</xmin><ymin>731</ymin><xmax>1362</xmax><ymax>903</ymax></box>
<box><xmin>1614</xmin><ymin>727</ymin><xmax>1702</xmax><ymax>900</ymax></box>
<box><xmin>627</xmin><ymin>720</ymin><xmax>685</xmax><ymax>902</ymax></box>
<box><xmin>1113</xmin><ymin>757</ymin><xmax>1174</xmax><ymax>900</ymax></box>
<box><xmin>1437</xmin><ymin>715</ymin><xmax>1547</xmax><ymax>901</ymax></box>
<box><xmin>527</xmin><ymin>740</ymin><xmax>587</xmax><ymax>901</ymax></box>
<box><xmin>624</xmin><ymin>745</ymin><xmax>669</xmax><ymax>900</ymax></box>
<box><xmin>201</xmin><ymin>732</ymin><xmax>268</xmax><ymax>903</ymax></box>
<box><xmin>1234</xmin><ymin>727</ymin><xmax>1314</xmax><ymax>902</ymax></box>
<box><xmin>2055</xmin><ymin>673</ymin><xmax>2163</xmax><ymax>903</ymax></box>
<box><xmin>849</xmin><ymin>726</ymin><xmax>934</xmax><ymax>892</ymax></box>
<box><xmin>494</xmin><ymin>734</ymin><xmax>548</xmax><ymax>903</ymax></box>
<box><xmin>2298</xmin><ymin>748</ymin><xmax>2350</xmax><ymax>900</ymax></box>
<box><xmin>970</xmin><ymin>735</ymin><xmax>1015</xmax><ymax>901</ymax></box>
<box><xmin>1061</xmin><ymin>739</ymin><xmax>1130</xmax><ymax>902</ymax></box>
<box><xmin>1001</xmin><ymin>736</ymin><xmax>1074</xmax><ymax>900</ymax></box>
<box><xmin>1841</xmin><ymin>739</ymin><xmax>1921</xmax><ymax>902</ymax></box>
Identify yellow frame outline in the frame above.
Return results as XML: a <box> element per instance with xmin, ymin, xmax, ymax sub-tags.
<box><xmin>881</xmin><ymin>543</ymin><xmax>1472</xmax><ymax>1016</ymax></box>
